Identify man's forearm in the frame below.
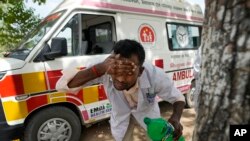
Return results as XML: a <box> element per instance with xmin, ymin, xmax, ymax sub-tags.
<box><xmin>67</xmin><ymin>54</ymin><xmax>136</xmax><ymax>88</ymax></box>
<box><xmin>170</xmin><ymin>101</ymin><xmax>185</xmax><ymax>121</ymax></box>
<box><xmin>68</xmin><ymin>63</ymin><xmax>106</xmax><ymax>88</ymax></box>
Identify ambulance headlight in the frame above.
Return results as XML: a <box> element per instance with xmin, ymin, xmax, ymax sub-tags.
<box><xmin>0</xmin><ymin>72</ymin><xmax>6</xmax><ymax>80</ymax></box>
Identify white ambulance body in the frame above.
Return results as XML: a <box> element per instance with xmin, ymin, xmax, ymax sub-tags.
<box><xmin>0</xmin><ymin>0</ymin><xmax>203</xmax><ymax>140</ymax></box>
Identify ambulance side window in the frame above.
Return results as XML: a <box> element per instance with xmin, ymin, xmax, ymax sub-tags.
<box><xmin>56</xmin><ymin>14</ymin><xmax>80</xmax><ymax>56</ymax></box>
<box><xmin>166</xmin><ymin>23</ymin><xmax>201</xmax><ymax>51</ymax></box>
<box><xmin>53</xmin><ymin>14</ymin><xmax>115</xmax><ymax>56</ymax></box>
<box><xmin>88</xmin><ymin>22</ymin><xmax>114</xmax><ymax>55</ymax></box>
<box><xmin>82</xmin><ymin>14</ymin><xmax>116</xmax><ymax>55</ymax></box>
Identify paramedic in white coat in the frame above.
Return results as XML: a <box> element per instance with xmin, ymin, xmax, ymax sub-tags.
<box><xmin>56</xmin><ymin>39</ymin><xmax>185</xmax><ymax>141</ymax></box>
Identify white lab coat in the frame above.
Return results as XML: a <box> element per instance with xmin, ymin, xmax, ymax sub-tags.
<box><xmin>56</xmin><ymin>62</ymin><xmax>185</xmax><ymax>141</ymax></box>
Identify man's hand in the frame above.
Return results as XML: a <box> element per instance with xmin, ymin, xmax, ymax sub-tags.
<box><xmin>168</xmin><ymin>101</ymin><xmax>185</xmax><ymax>141</ymax></box>
<box><xmin>103</xmin><ymin>54</ymin><xmax>137</xmax><ymax>75</ymax></box>
<box><xmin>67</xmin><ymin>53</ymin><xmax>137</xmax><ymax>88</ymax></box>
<box><xmin>168</xmin><ymin>117</ymin><xmax>183</xmax><ymax>141</ymax></box>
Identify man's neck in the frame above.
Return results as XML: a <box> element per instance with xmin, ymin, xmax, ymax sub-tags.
<box><xmin>125</xmin><ymin>80</ymin><xmax>139</xmax><ymax>92</ymax></box>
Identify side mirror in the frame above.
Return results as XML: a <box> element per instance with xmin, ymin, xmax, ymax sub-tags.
<box><xmin>44</xmin><ymin>37</ymin><xmax>67</xmax><ymax>59</ymax></box>
<box><xmin>33</xmin><ymin>44</ymin><xmax>51</xmax><ymax>62</ymax></box>
<box><xmin>3</xmin><ymin>52</ymin><xmax>10</xmax><ymax>57</ymax></box>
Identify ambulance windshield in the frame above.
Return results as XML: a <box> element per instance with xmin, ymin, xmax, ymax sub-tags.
<box><xmin>6</xmin><ymin>10</ymin><xmax>65</xmax><ymax>60</ymax></box>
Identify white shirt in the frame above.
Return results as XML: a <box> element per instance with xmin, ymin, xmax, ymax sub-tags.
<box><xmin>56</xmin><ymin>62</ymin><xmax>185</xmax><ymax>141</ymax></box>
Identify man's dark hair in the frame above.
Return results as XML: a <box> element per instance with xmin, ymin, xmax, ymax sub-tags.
<box><xmin>113</xmin><ymin>39</ymin><xmax>145</xmax><ymax>66</ymax></box>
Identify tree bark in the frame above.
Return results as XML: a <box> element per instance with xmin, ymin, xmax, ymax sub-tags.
<box><xmin>193</xmin><ymin>0</ymin><xmax>250</xmax><ymax>141</ymax></box>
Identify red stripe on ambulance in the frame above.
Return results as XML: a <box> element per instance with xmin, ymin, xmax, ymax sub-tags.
<box><xmin>27</xmin><ymin>95</ymin><xmax>48</xmax><ymax>112</ymax></box>
<box><xmin>98</xmin><ymin>85</ymin><xmax>107</xmax><ymax>101</ymax></box>
<box><xmin>0</xmin><ymin>75</ymin><xmax>24</xmax><ymax>97</ymax></box>
<box><xmin>47</xmin><ymin>70</ymin><xmax>63</xmax><ymax>89</ymax></box>
<box><xmin>177</xmin><ymin>85</ymin><xmax>191</xmax><ymax>93</ymax></box>
<box><xmin>67</xmin><ymin>91</ymin><xmax>84</xmax><ymax>106</ymax></box>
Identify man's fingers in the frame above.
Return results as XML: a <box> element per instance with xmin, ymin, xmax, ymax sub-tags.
<box><xmin>114</xmin><ymin>63</ymin><xmax>137</xmax><ymax>70</ymax></box>
<box><xmin>168</xmin><ymin>118</ymin><xmax>183</xmax><ymax>141</ymax></box>
<box><xmin>110</xmin><ymin>66</ymin><xmax>135</xmax><ymax>75</ymax></box>
<box><xmin>114</xmin><ymin>54</ymin><xmax>120</xmax><ymax>59</ymax></box>
<box><xmin>173</xmin><ymin>124</ymin><xmax>183</xmax><ymax>141</ymax></box>
<box><xmin>173</xmin><ymin>129</ymin><xmax>182</xmax><ymax>141</ymax></box>
<box><xmin>107</xmin><ymin>53</ymin><xmax>116</xmax><ymax>60</ymax></box>
<box><xmin>112</xmin><ymin>59</ymin><xmax>137</xmax><ymax>72</ymax></box>
<box><xmin>105</xmin><ymin>54</ymin><xmax>138</xmax><ymax>75</ymax></box>
<box><xmin>115</xmin><ymin>59</ymin><xmax>135</xmax><ymax>66</ymax></box>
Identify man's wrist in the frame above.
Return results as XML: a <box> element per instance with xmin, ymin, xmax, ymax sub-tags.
<box><xmin>170</xmin><ymin>101</ymin><xmax>185</xmax><ymax>121</ymax></box>
<box><xmin>169</xmin><ymin>115</ymin><xmax>179</xmax><ymax>121</ymax></box>
<box><xmin>91</xmin><ymin>66</ymin><xmax>101</xmax><ymax>77</ymax></box>
<box><xmin>94</xmin><ymin>62</ymin><xmax>108</xmax><ymax>76</ymax></box>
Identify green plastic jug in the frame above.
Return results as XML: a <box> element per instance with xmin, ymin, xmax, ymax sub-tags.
<box><xmin>144</xmin><ymin>117</ymin><xmax>185</xmax><ymax>141</ymax></box>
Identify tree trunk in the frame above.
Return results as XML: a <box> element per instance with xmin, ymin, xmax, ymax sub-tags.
<box><xmin>193</xmin><ymin>0</ymin><xmax>250</xmax><ymax>141</ymax></box>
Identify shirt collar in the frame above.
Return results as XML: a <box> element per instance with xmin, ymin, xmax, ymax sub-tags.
<box><xmin>139</xmin><ymin>69</ymin><xmax>151</xmax><ymax>89</ymax></box>
<box><xmin>123</xmin><ymin>79</ymin><xmax>139</xmax><ymax>94</ymax></box>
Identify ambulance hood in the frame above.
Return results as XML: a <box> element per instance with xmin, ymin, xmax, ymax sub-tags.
<box><xmin>0</xmin><ymin>58</ymin><xmax>25</xmax><ymax>71</ymax></box>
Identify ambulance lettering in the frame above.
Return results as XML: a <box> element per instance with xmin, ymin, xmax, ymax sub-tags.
<box><xmin>90</xmin><ymin>105</ymin><xmax>105</xmax><ymax>117</ymax></box>
<box><xmin>173</xmin><ymin>69</ymin><xmax>193</xmax><ymax>81</ymax></box>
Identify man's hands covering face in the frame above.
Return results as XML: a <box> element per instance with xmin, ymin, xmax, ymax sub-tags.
<box><xmin>103</xmin><ymin>54</ymin><xmax>137</xmax><ymax>76</ymax></box>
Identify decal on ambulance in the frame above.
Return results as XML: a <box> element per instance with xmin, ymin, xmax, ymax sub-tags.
<box><xmin>89</xmin><ymin>103</ymin><xmax>112</xmax><ymax>118</ymax></box>
<box><xmin>138</xmin><ymin>24</ymin><xmax>156</xmax><ymax>46</ymax></box>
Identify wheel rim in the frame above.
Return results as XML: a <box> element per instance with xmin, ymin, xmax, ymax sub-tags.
<box><xmin>37</xmin><ymin>118</ymin><xmax>72</xmax><ymax>141</ymax></box>
<box><xmin>190</xmin><ymin>87</ymin><xmax>196</xmax><ymax>102</ymax></box>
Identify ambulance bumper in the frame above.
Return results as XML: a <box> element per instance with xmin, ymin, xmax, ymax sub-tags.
<box><xmin>0</xmin><ymin>99</ymin><xmax>24</xmax><ymax>140</ymax></box>
<box><xmin>0</xmin><ymin>121</ymin><xmax>24</xmax><ymax>141</ymax></box>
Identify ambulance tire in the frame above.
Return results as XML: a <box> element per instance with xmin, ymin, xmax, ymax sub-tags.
<box><xmin>185</xmin><ymin>92</ymin><xmax>194</xmax><ymax>108</ymax></box>
<box><xmin>24</xmin><ymin>106</ymin><xmax>81</xmax><ymax>141</ymax></box>
<box><xmin>185</xmin><ymin>80</ymin><xmax>195</xmax><ymax>108</ymax></box>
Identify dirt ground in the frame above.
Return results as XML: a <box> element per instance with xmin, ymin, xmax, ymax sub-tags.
<box><xmin>80</xmin><ymin>102</ymin><xmax>196</xmax><ymax>141</ymax></box>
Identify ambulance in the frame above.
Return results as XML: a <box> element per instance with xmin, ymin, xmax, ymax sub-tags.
<box><xmin>0</xmin><ymin>0</ymin><xmax>203</xmax><ymax>140</ymax></box>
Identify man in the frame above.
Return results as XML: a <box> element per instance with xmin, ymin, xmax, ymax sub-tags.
<box><xmin>56</xmin><ymin>39</ymin><xmax>185</xmax><ymax>141</ymax></box>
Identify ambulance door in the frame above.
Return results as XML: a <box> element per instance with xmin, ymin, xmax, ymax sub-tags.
<box><xmin>38</xmin><ymin>12</ymin><xmax>116</xmax><ymax>122</ymax></box>
<box><xmin>165</xmin><ymin>23</ymin><xmax>201</xmax><ymax>87</ymax></box>
<box><xmin>165</xmin><ymin>23</ymin><xmax>202</xmax><ymax>107</ymax></box>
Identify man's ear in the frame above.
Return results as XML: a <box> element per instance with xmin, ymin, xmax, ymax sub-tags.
<box><xmin>138</xmin><ymin>66</ymin><xmax>144</xmax><ymax>77</ymax></box>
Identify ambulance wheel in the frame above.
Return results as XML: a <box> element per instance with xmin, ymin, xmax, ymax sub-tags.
<box><xmin>24</xmin><ymin>106</ymin><xmax>81</xmax><ymax>141</ymax></box>
<box><xmin>185</xmin><ymin>80</ymin><xmax>195</xmax><ymax>108</ymax></box>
